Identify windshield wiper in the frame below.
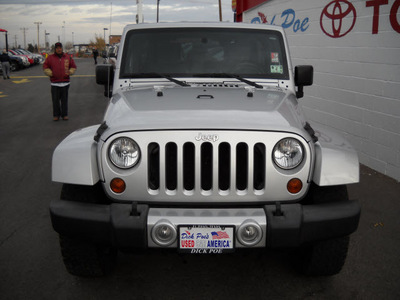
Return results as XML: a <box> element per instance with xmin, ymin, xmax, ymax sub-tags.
<box><xmin>128</xmin><ymin>73</ymin><xmax>190</xmax><ymax>87</ymax></box>
<box><xmin>194</xmin><ymin>73</ymin><xmax>263</xmax><ymax>89</ymax></box>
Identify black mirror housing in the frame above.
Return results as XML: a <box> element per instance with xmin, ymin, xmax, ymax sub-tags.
<box><xmin>96</xmin><ymin>64</ymin><xmax>114</xmax><ymax>85</ymax></box>
<box><xmin>295</xmin><ymin>65</ymin><xmax>313</xmax><ymax>98</ymax></box>
<box><xmin>96</xmin><ymin>64</ymin><xmax>114</xmax><ymax>98</ymax></box>
<box><xmin>295</xmin><ymin>65</ymin><xmax>313</xmax><ymax>86</ymax></box>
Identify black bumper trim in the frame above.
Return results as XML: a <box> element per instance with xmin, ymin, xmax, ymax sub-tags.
<box><xmin>264</xmin><ymin>200</ymin><xmax>361</xmax><ymax>247</ymax></box>
<box><xmin>50</xmin><ymin>200</ymin><xmax>149</xmax><ymax>249</ymax></box>
<box><xmin>50</xmin><ymin>199</ymin><xmax>360</xmax><ymax>249</ymax></box>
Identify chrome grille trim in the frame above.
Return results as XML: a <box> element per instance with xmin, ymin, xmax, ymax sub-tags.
<box><xmin>147</xmin><ymin>141</ymin><xmax>265</xmax><ymax>196</ymax></box>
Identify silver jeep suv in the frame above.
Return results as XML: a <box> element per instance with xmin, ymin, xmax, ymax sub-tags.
<box><xmin>50</xmin><ymin>22</ymin><xmax>360</xmax><ymax>277</ymax></box>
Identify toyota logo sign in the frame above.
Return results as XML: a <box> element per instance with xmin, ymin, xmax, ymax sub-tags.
<box><xmin>320</xmin><ymin>0</ymin><xmax>357</xmax><ymax>38</ymax></box>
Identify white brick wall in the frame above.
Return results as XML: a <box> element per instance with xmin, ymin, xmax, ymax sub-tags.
<box><xmin>244</xmin><ymin>0</ymin><xmax>400</xmax><ymax>181</ymax></box>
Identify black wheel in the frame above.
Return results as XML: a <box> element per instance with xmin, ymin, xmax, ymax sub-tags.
<box><xmin>58</xmin><ymin>183</ymin><xmax>116</xmax><ymax>277</ymax></box>
<box><xmin>60</xmin><ymin>235</ymin><xmax>117</xmax><ymax>277</ymax></box>
<box><xmin>10</xmin><ymin>61</ymin><xmax>19</xmax><ymax>72</ymax></box>
<box><xmin>298</xmin><ymin>184</ymin><xmax>350</xmax><ymax>276</ymax></box>
<box><xmin>299</xmin><ymin>236</ymin><xmax>350</xmax><ymax>276</ymax></box>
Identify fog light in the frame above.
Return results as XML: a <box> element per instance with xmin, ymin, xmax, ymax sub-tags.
<box><xmin>151</xmin><ymin>221</ymin><xmax>177</xmax><ymax>247</ymax></box>
<box><xmin>237</xmin><ymin>220</ymin><xmax>262</xmax><ymax>247</ymax></box>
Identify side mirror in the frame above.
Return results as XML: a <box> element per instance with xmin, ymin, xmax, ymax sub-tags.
<box><xmin>295</xmin><ymin>65</ymin><xmax>313</xmax><ymax>98</ymax></box>
<box><xmin>96</xmin><ymin>64</ymin><xmax>114</xmax><ymax>98</ymax></box>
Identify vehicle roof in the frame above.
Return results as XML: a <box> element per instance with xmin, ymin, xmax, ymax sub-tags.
<box><xmin>122</xmin><ymin>22</ymin><xmax>285</xmax><ymax>33</ymax></box>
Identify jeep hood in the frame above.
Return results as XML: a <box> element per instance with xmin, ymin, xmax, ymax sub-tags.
<box><xmin>101</xmin><ymin>86</ymin><xmax>310</xmax><ymax>141</ymax></box>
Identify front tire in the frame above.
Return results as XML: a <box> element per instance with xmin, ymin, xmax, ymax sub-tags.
<box><xmin>60</xmin><ymin>235</ymin><xmax>117</xmax><ymax>277</ymax></box>
<box><xmin>298</xmin><ymin>184</ymin><xmax>351</xmax><ymax>276</ymax></box>
<box><xmin>299</xmin><ymin>236</ymin><xmax>350</xmax><ymax>276</ymax></box>
<box><xmin>58</xmin><ymin>183</ymin><xmax>116</xmax><ymax>277</ymax></box>
<box><xmin>10</xmin><ymin>61</ymin><xmax>19</xmax><ymax>72</ymax></box>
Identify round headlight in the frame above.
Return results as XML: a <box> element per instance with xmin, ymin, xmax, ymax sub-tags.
<box><xmin>109</xmin><ymin>137</ymin><xmax>140</xmax><ymax>169</ymax></box>
<box><xmin>273</xmin><ymin>138</ymin><xmax>304</xmax><ymax>170</ymax></box>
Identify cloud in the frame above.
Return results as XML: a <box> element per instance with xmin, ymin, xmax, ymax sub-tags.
<box><xmin>0</xmin><ymin>0</ymin><xmax>234</xmax><ymax>48</ymax></box>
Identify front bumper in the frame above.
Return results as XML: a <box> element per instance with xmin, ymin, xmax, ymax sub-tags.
<box><xmin>50</xmin><ymin>200</ymin><xmax>360</xmax><ymax>249</ymax></box>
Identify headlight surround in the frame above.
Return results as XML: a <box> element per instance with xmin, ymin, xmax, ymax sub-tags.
<box><xmin>108</xmin><ymin>137</ymin><xmax>140</xmax><ymax>169</ymax></box>
<box><xmin>273</xmin><ymin>138</ymin><xmax>304</xmax><ymax>170</ymax></box>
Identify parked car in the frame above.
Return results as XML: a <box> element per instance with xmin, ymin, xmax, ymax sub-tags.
<box><xmin>8</xmin><ymin>49</ymin><xmax>34</xmax><ymax>66</ymax></box>
<box><xmin>17</xmin><ymin>49</ymin><xmax>45</xmax><ymax>64</ymax></box>
<box><xmin>103</xmin><ymin>44</ymin><xmax>119</xmax><ymax>66</ymax></box>
<box><xmin>51</xmin><ymin>22</ymin><xmax>361</xmax><ymax>277</ymax></box>
<box><xmin>7</xmin><ymin>52</ymin><xmax>29</xmax><ymax>70</ymax></box>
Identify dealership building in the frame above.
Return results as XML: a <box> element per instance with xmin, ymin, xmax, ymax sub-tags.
<box><xmin>234</xmin><ymin>0</ymin><xmax>400</xmax><ymax>181</ymax></box>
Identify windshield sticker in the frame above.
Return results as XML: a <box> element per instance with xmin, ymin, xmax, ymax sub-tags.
<box><xmin>271</xmin><ymin>52</ymin><xmax>279</xmax><ymax>63</ymax></box>
<box><xmin>271</xmin><ymin>65</ymin><xmax>283</xmax><ymax>74</ymax></box>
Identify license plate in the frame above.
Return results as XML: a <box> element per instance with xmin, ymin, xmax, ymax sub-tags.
<box><xmin>178</xmin><ymin>225</ymin><xmax>235</xmax><ymax>254</ymax></box>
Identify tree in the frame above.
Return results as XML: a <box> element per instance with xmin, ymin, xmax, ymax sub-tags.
<box><xmin>28</xmin><ymin>44</ymin><xmax>34</xmax><ymax>52</ymax></box>
<box><xmin>64</xmin><ymin>42</ymin><xmax>73</xmax><ymax>50</ymax></box>
<box><xmin>89</xmin><ymin>34</ymin><xmax>106</xmax><ymax>51</ymax></box>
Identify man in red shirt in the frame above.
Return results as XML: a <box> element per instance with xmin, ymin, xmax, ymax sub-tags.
<box><xmin>43</xmin><ymin>42</ymin><xmax>77</xmax><ymax>121</ymax></box>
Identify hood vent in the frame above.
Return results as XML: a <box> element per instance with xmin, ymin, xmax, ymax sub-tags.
<box><xmin>190</xmin><ymin>83</ymin><xmax>240</xmax><ymax>88</ymax></box>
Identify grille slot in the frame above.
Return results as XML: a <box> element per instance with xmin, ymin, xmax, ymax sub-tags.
<box><xmin>147</xmin><ymin>143</ymin><xmax>160</xmax><ymax>190</ymax></box>
<box><xmin>165</xmin><ymin>142</ymin><xmax>177</xmax><ymax>191</ymax></box>
<box><xmin>183</xmin><ymin>142</ymin><xmax>195</xmax><ymax>191</ymax></box>
<box><xmin>147</xmin><ymin>141</ymin><xmax>266</xmax><ymax>196</ymax></box>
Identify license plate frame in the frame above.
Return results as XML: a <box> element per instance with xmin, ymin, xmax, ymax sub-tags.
<box><xmin>178</xmin><ymin>225</ymin><xmax>235</xmax><ymax>254</ymax></box>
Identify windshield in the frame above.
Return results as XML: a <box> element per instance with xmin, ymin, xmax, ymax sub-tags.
<box><xmin>120</xmin><ymin>28</ymin><xmax>289</xmax><ymax>80</ymax></box>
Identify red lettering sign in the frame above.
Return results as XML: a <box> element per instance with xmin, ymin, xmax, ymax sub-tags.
<box><xmin>181</xmin><ymin>240</ymin><xmax>194</xmax><ymax>248</ymax></box>
<box><xmin>390</xmin><ymin>0</ymin><xmax>400</xmax><ymax>33</ymax></box>
<box><xmin>366</xmin><ymin>0</ymin><xmax>389</xmax><ymax>34</ymax></box>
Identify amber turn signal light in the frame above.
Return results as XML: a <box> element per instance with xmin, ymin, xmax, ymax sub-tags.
<box><xmin>110</xmin><ymin>178</ymin><xmax>126</xmax><ymax>193</ymax></box>
<box><xmin>287</xmin><ymin>178</ymin><xmax>302</xmax><ymax>194</ymax></box>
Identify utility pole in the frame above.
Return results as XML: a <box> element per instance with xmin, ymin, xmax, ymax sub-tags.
<box><xmin>219</xmin><ymin>0</ymin><xmax>222</xmax><ymax>21</ymax></box>
<box><xmin>34</xmin><ymin>21</ymin><xmax>42</xmax><ymax>53</ymax></box>
<box><xmin>14</xmin><ymin>35</ymin><xmax>18</xmax><ymax>48</ymax></box>
<box><xmin>136</xmin><ymin>0</ymin><xmax>143</xmax><ymax>24</ymax></box>
<box><xmin>20</xmin><ymin>27</ymin><xmax>28</xmax><ymax>49</ymax></box>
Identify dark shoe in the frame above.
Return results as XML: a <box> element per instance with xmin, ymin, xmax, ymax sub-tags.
<box><xmin>53</xmin><ymin>117</ymin><xmax>59</xmax><ymax>121</ymax></box>
<box><xmin>63</xmin><ymin>116</ymin><xmax>69</xmax><ymax>121</ymax></box>
<box><xmin>7</xmin><ymin>76</ymin><xmax>10</xmax><ymax>79</ymax></box>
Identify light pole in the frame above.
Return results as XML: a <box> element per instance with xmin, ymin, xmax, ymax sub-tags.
<box><xmin>34</xmin><ymin>21</ymin><xmax>42</xmax><ymax>52</ymax></box>
<box><xmin>45</xmin><ymin>30</ymin><xmax>50</xmax><ymax>49</ymax></box>
<box><xmin>20</xmin><ymin>27</ymin><xmax>28</xmax><ymax>49</ymax></box>
<box><xmin>62</xmin><ymin>21</ymin><xmax>65</xmax><ymax>45</ymax></box>
<box><xmin>157</xmin><ymin>0</ymin><xmax>160</xmax><ymax>23</ymax></box>
<box><xmin>103</xmin><ymin>28</ymin><xmax>108</xmax><ymax>47</ymax></box>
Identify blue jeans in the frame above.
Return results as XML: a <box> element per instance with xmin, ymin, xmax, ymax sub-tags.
<box><xmin>51</xmin><ymin>85</ymin><xmax>69</xmax><ymax>117</ymax></box>
<box><xmin>1</xmin><ymin>62</ymin><xmax>10</xmax><ymax>78</ymax></box>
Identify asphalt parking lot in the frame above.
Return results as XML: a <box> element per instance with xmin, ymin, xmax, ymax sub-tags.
<box><xmin>0</xmin><ymin>58</ymin><xmax>399</xmax><ymax>299</ymax></box>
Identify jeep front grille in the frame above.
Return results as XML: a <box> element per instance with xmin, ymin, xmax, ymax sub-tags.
<box><xmin>101</xmin><ymin>131</ymin><xmax>311</xmax><ymax>203</ymax></box>
<box><xmin>147</xmin><ymin>141</ymin><xmax>266</xmax><ymax>195</ymax></box>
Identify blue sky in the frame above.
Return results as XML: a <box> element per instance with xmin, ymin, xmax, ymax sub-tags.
<box><xmin>0</xmin><ymin>0</ymin><xmax>234</xmax><ymax>49</ymax></box>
